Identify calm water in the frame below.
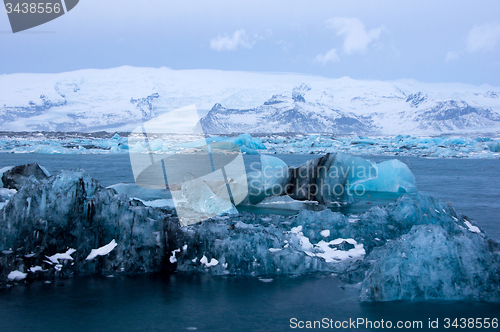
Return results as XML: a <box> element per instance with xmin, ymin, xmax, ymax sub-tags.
<box><xmin>0</xmin><ymin>153</ymin><xmax>499</xmax><ymax>331</ymax></box>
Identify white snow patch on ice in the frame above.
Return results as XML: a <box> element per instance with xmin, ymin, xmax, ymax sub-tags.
<box><xmin>7</xmin><ymin>270</ymin><xmax>27</xmax><ymax>281</ymax></box>
<box><xmin>200</xmin><ymin>255</ymin><xmax>219</xmax><ymax>267</ymax></box>
<box><xmin>314</xmin><ymin>238</ymin><xmax>365</xmax><ymax>263</ymax></box>
<box><xmin>85</xmin><ymin>239</ymin><xmax>117</xmax><ymax>260</ymax></box>
<box><xmin>465</xmin><ymin>221</ymin><xmax>481</xmax><ymax>233</ymax></box>
<box><xmin>46</xmin><ymin>248</ymin><xmax>76</xmax><ymax>264</ymax></box>
<box><xmin>170</xmin><ymin>248</ymin><xmax>181</xmax><ymax>263</ymax></box>
<box><xmin>29</xmin><ymin>266</ymin><xmax>44</xmax><ymax>273</ymax></box>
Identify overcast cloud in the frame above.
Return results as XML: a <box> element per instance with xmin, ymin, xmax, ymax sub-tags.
<box><xmin>0</xmin><ymin>0</ymin><xmax>499</xmax><ymax>85</ymax></box>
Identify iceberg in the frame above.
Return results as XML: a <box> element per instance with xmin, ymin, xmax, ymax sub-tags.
<box><xmin>0</xmin><ymin>168</ymin><xmax>173</xmax><ymax>286</ymax></box>
<box><xmin>245</xmin><ymin>153</ymin><xmax>416</xmax><ymax>207</ymax></box>
<box><xmin>360</xmin><ymin>224</ymin><xmax>500</xmax><ymax>302</ymax></box>
<box><xmin>0</xmin><ymin>165</ymin><xmax>498</xmax><ymax>302</ymax></box>
<box><xmin>246</xmin><ymin>155</ymin><xmax>291</xmax><ymax>204</ymax></box>
<box><xmin>349</xmin><ymin>159</ymin><xmax>417</xmax><ymax>194</ymax></box>
<box><xmin>176</xmin><ymin>176</ymin><xmax>238</xmax><ymax>226</ymax></box>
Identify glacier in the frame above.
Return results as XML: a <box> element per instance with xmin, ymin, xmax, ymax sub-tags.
<box><xmin>0</xmin><ymin>164</ymin><xmax>499</xmax><ymax>302</ymax></box>
<box><xmin>1</xmin><ymin>67</ymin><xmax>500</xmax><ymax>135</ymax></box>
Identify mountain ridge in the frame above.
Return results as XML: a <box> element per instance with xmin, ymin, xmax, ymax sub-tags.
<box><xmin>1</xmin><ymin>66</ymin><xmax>499</xmax><ymax>135</ymax></box>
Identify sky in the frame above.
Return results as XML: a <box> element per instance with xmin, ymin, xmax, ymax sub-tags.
<box><xmin>0</xmin><ymin>0</ymin><xmax>500</xmax><ymax>85</ymax></box>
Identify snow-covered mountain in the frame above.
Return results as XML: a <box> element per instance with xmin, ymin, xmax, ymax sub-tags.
<box><xmin>0</xmin><ymin>66</ymin><xmax>499</xmax><ymax>135</ymax></box>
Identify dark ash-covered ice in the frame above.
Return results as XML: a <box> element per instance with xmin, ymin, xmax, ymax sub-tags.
<box><xmin>0</xmin><ymin>166</ymin><xmax>499</xmax><ymax>302</ymax></box>
<box><xmin>0</xmin><ymin>169</ymin><xmax>181</xmax><ymax>285</ymax></box>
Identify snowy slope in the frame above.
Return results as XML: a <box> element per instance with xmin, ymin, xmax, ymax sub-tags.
<box><xmin>0</xmin><ymin>66</ymin><xmax>499</xmax><ymax>135</ymax></box>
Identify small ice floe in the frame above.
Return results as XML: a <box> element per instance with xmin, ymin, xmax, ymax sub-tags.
<box><xmin>191</xmin><ymin>257</ymin><xmax>198</xmax><ymax>263</ymax></box>
<box><xmin>320</xmin><ymin>230</ymin><xmax>330</xmax><ymax>237</ymax></box>
<box><xmin>7</xmin><ymin>270</ymin><xmax>27</xmax><ymax>281</ymax></box>
<box><xmin>268</xmin><ymin>248</ymin><xmax>282</xmax><ymax>253</ymax></box>
<box><xmin>29</xmin><ymin>266</ymin><xmax>44</xmax><ymax>273</ymax></box>
<box><xmin>85</xmin><ymin>239</ymin><xmax>117</xmax><ymax>260</ymax></box>
<box><xmin>200</xmin><ymin>255</ymin><xmax>218</xmax><ymax>267</ymax></box>
<box><xmin>46</xmin><ymin>248</ymin><xmax>76</xmax><ymax>264</ymax></box>
<box><xmin>170</xmin><ymin>249</ymin><xmax>181</xmax><ymax>263</ymax></box>
<box><xmin>464</xmin><ymin>221</ymin><xmax>481</xmax><ymax>233</ymax></box>
<box><xmin>182</xmin><ymin>244</ymin><xmax>188</xmax><ymax>250</ymax></box>
<box><xmin>186</xmin><ymin>327</ymin><xmax>197</xmax><ymax>331</ymax></box>
<box><xmin>258</xmin><ymin>278</ymin><xmax>273</xmax><ymax>283</ymax></box>
<box><xmin>261</xmin><ymin>217</ymin><xmax>272</xmax><ymax>222</ymax></box>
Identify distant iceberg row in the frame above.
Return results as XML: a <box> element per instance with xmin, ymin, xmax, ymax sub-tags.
<box><xmin>1</xmin><ymin>132</ymin><xmax>499</xmax><ymax>158</ymax></box>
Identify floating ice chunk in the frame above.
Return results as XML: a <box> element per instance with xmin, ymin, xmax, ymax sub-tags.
<box><xmin>85</xmin><ymin>240</ymin><xmax>117</xmax><ymax>260</ymax></box>
<box><xmin>320</xmin><ymin>230</ymin><xmax>330</xmax><ymax>238</ymax></box>
<box><xmin>464</xmin><ymin>221</ymin><xmax>481</xmax><ymax>233</ymax></box>
<box><xmin>258</xmin><ymin>278</ymin><xmax>273</xmax><ymax>283</ymax></box>
<box><xmin>148</xmin><ymin>139</ymin><xmax>164</xmax><ymax>151</ymax></box>
<box><xmin>47</xmin><ymin>248</ymin><xmax>76</xmax><ymax>264</ymax></box>
<box><xmin>200</xmin><ymin>255</ymin><xmax>219</xmax><ymax>267</ymax></box>
<box><xmin>268</xmin><ymin>248</ymin><xmax>282</xmax><ymax>253</ymax></box>
<box><xmin>7</xmin><ymin>271</ymin><xmax>27</xmax><ymax>281</ymax></box>
<box><xmin>261</xmin><ymin>155</ymin><xmax>287</xmax><ymax>171</ymax></box>
<box><xmin>185</xmin><ymin>134</ymin><xmax>266</xmax><ymax>155</ymax></box>
<box><xmin>177</xmin><ymin>176</ymin><xmax>237</xmax><ymax>226</ymax></box>
<box><xmin>353</xmin><ymin>159</ymin><xmax>417</xmax><ymax>193</ymax></box>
